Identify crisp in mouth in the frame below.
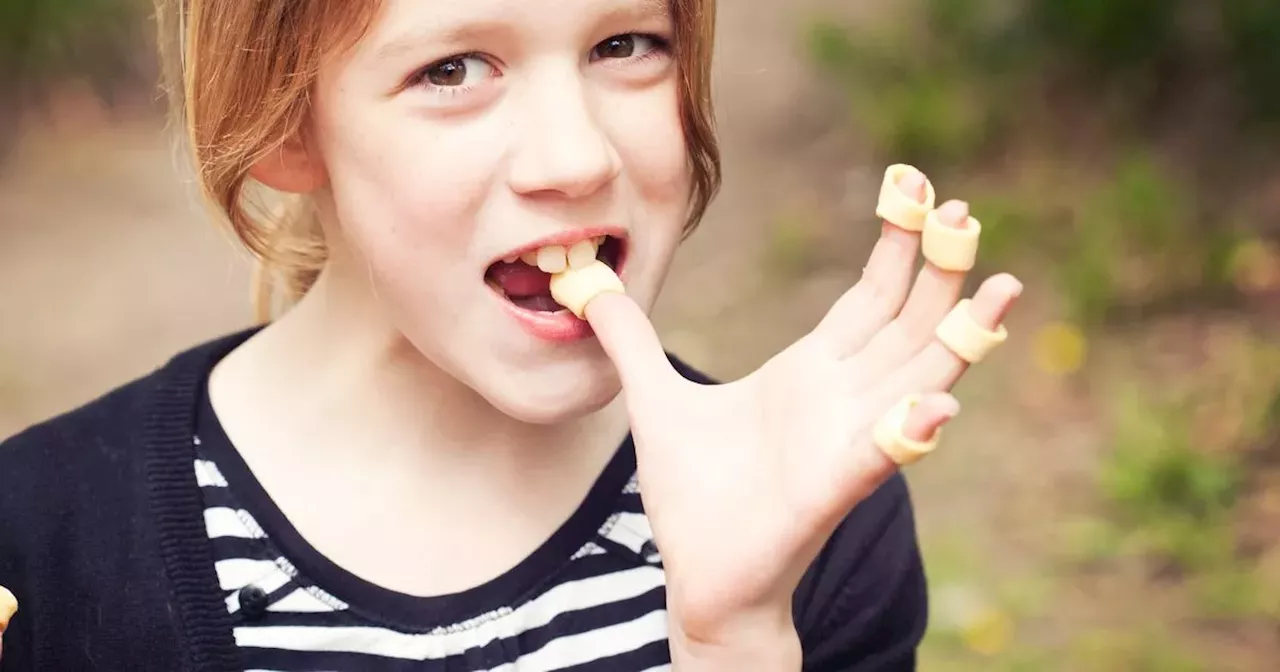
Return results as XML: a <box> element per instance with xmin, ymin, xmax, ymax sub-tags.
<box><xmin>485</xmin><ymin>235</ymin><xmax>625</xmax><ymax>312</ymax></box>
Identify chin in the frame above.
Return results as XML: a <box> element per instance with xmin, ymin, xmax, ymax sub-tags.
<box><xmin>480</xmin><ymin>356</ymin><xmax>624</xmax><ymax>425</ymax></box>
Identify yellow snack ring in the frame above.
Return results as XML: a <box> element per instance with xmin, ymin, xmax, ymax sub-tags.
<box><xmin>873</xmin><ymin>395</ymin><xmax>941</xmax><ymax>466</ymax></box>
<box><xmin>875</xmin><ymin>164</ymin><xmax>937</xmax><ymax>232</ymax></box>
<box><xmin>548</xmin><ymin>260</ymin><xmax>625</xmax><ymax>319</ymax></box>
<box><xmin>936</xmin><ymin>299</ymin><xmax>1008</xmax><ymax>363</ymax></box>
<box><xmin>922</xmin><ymin>210</ymin><xmax>982</xmax><ymax>272</ymax></box>
<box><xmin>0</xmin><ymin>585</ymin><xmax>17</xmax><ymax>631</ymax></box>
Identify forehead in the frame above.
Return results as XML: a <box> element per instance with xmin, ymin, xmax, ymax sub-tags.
<box><xmin>362</xmin><ymin>0</ymin><xmax>671</xmax><ymax>59</ymax></box>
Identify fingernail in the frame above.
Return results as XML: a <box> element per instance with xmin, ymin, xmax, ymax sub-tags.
<box><xmin>896</xmin><ymin>170</ymin><xmax>928</xmax><ymax>203</ymax></box>
<box><xmin>937</xmin><ymin>200</ymin><xmax>970</xmax><ymax>228</ymax></box>
<box><xmin>999</xmin><ymin>272</ymin><xmax>1024</xmax><ymax>298</ymax></box>
<box><xmin>939</xmin><ymin>395</ymin><xmax>961</xmax><ymax>419</ymax></box>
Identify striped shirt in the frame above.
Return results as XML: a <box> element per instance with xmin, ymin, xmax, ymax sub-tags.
<box><xmin>192</xmin><ymin>381</ymin><xmax>926</xmax><ymax>671</ymax></box>
<box><xmin>0</xmin><ymin>328</ymin><xmax>926</xmax><ymax>671</ymax></box>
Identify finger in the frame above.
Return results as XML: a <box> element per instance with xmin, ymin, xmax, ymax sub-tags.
<box><xmin>884</xmin><ymin>273</ymin><xmax>1023</xmax><ymax>397</ymax></box>
<box><xmin>583</xmin><ymin>291</ymin><xmax>684</xmax><ymax>398</ymax></box>
<box><xmin>842</xmin><ymin>200</ymin><xmax>973</xmax><ymax>386</ymax></box>
<box><xmin>834</xmin><ymin>392</ymin><xmax>960</xmax><ymax>510</ymax></box>
<box><xmin>902</xmin><ymin>392</ymin><xmax>962</xmax><ymax>443</ymax></box>
<box><xmin>814</xmin><ymin>168</ymin><xmax>930</xmax><ymax>355</ymax></box>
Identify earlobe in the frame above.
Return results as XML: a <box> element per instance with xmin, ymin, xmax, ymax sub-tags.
<box><xmin>248</xmin><ymin>138</ymin><xmax>325</xmax><ymax>193</ymax></box>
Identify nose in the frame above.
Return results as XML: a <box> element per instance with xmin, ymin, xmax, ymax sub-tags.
<box><xmin>506</xmin><ymin>70</ymin><xmax>622</xmax><ymax>200</ymax></box>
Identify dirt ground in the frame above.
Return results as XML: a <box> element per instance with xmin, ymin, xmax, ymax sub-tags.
<box><xmin>1</xmin><ymin>1</ymin><xmax>1273</xmax><ymax>669</ymax></box>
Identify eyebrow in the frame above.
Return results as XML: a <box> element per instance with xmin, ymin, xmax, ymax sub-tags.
<box><xmin>370</xmin><ymin>0</ymin><xmax>671</xmax><ymax>64</ymax></box>
<box><xmin>371</xmin><ymin>21</ymin><xmax>509</xmax><ymax>64</ymax></box>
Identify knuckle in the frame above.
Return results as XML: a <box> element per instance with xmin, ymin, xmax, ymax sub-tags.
<box><xmin>860</xmin><ymin>274</ymin><xmax>904</xmax><ymax>319</ymax></box>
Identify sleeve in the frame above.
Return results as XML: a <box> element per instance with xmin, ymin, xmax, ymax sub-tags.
<box><xmin>792</xmin><ymin>473</ymin><xmax>928</xmax><ymax>672</ymax></box>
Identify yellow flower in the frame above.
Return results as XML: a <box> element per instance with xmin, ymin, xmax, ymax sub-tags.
<box><xmin>1033</xmin><ymin>321</ymin><xmax>1087</xmax><ymax>376</ymax></box>
<box><xmin>1228</xmin><ymin>239</ymin><xmax>1280</xmax><ymax>292</ymax></box>
<box><xmin>962</xmin><ymin>606</ymin><xmax>1014</xmax><ymax>656</ymax></box>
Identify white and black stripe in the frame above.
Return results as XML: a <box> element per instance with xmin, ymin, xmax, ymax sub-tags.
<box><xmin>191</xmin><ymin>448</ymin><xmax>673</xmax><ymax>671</ymax></box>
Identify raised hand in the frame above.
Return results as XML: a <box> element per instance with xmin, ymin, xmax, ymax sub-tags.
<box><xmin>581</xmin><ymin>165</ymin><xmax>1022</xmax><ymax>666</ymax></box>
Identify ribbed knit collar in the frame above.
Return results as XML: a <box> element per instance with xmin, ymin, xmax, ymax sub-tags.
<box><xmin>143</xmin><ymin>326</ymin><xmax>263</xmax><ymax>671</ymax></box>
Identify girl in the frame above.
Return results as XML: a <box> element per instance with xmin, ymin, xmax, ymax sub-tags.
<box><xmin>0</xmin><ymin>0</ymin><xmax>1022</xmax><ymax>669</ymax></box>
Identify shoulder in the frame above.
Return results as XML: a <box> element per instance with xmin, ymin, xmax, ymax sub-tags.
<box><xmin>0</xmin><ymin>329</ymin><xmax>257</xmax><ymax>670</ymax></box>
<box><xmin>0</xmin><ymin>371</ymin><xmax>163</xmax><ymax>667</ymax></box>
<box><xmin>0</xmin><ymin>326</ymin><xmax>260</xmax><ymax>481</ymax></box>
<box><xmin>0</xmin><ymin>326</ymin><xmax>258</xmax><ymax>544</ymax></box>
<box><xmin>0</xmin><ymin>366</ymin><xmax>170</xmax><ymax>591</ymax></box>
<box><xmin>0</xmin><ymin>372</ymin><xmax>155</xmax><ymax>511</ymax></box>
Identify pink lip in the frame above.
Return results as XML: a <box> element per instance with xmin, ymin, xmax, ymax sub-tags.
<box><xmin>493</xmin><ymin>294</ymin><xmax>599</xmax><ymax>342</ymax></box>
<box><xmin>489</xmin><ymin>226</ymin><xmax>629</xmax><ymax>268</ymax></box>
<box><xmin>486</xmin><ymin>230</ymin><xmax>631</xmax><ymax>343</ymax></box>
<box><xmin>489</xmin><ymin>261</ymin><xmax>631</xmax><ymax>342</ymax></box>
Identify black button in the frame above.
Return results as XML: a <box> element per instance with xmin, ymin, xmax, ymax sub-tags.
<box><xmin>640</xmin><ymin>540</ymin><xmax>660</xmax><ymax>561</ymax></box>
<box><xmin>238</xmin><ymin>585</ymin><xmax>269</xmax><ymax>621</ymax></box>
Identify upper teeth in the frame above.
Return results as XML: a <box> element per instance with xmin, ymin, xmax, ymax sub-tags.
<box><xmin>509</xmin><ymin>238</ymin><xmax>605</xmax><ymax>273</ymax></box>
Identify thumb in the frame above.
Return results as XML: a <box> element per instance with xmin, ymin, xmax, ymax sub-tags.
<box><xmin>583</xmin><ymin>291</ymin><xmax>684</xmax><ymax>398</ymax></box>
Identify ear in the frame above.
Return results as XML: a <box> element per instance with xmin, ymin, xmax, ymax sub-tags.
<box><xmin>248</xmin><ymin>134</ymin><xmax>326</xmax><ymax>193</ymax></box>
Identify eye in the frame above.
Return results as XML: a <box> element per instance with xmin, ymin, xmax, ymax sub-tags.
<box><xmin>410</xmin><ymin>54</ymin><xmax>496</xmax><ymax>89</ymax></box>
<box><xmin>590</xmin><ymin>34</ymin><xmax>666</xmax><ymax>62</ymax></box>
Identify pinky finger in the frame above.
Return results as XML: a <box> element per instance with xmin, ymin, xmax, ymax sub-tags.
<box><xmin>902</xmin><ymin>392</ymin><xmax>961</xmax><ymax>445</ymax></box>
<box><xmin>873</xmin><ymin>392</ymin><xmax>960</xmax><ymax>470</ymax></box>
<box><xmin>833</xmin><ymin>392</ymin><xmax>960</xmax><ymax>513</ymax></box>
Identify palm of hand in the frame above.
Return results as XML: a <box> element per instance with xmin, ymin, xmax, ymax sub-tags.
<box><xmin>585</xmin><ymin>168</ymin><xmax>1022</xmax><ymax>647</ymax></box>
<box><xmin>624</xmin><ymin>337</ymin><xmax>876</xmax><ymax>635</ymax></box>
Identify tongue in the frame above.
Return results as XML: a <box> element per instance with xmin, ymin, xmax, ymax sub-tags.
<box><xmin>488</xmin><ymin>261</ymin><xmax>562</xmax><ymax>312</ymax></box>
<box><xmin>510</xmin><ymin>294</ymin><xmax>563</xmax><ymax>312</ymax></box>
<box><xmin>489</xmin><ymin>262</ymin><xmax>551</xmax><ymax>296</ymax></box>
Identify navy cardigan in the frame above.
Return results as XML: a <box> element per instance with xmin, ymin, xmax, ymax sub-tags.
<box><xmin>0</xmin><ymin>328</ymin><xmax>927</xmax><ymax>671</ymax></box>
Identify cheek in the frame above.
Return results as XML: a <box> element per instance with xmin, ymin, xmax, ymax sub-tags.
<box><xmin>606</xmin><ymin>80</ymin><xmax>691</xmax><ymax>207</ymax></box>
<box><xmin>310</xmin><ymin>90</ymin><xmax>504</xmax><ymax>270</ymax></box>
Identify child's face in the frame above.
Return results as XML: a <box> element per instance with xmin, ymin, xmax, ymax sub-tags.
<box><xmin>306</xmin><ymin>0</ymin><xmax>691</xmax><ymax>423</ymax></box>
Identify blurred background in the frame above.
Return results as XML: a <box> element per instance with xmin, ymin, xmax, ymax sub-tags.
<box><xmin>1</xmin><ymin>0</ymin><xmax>1278</xmax><ymax>668</ymax></box>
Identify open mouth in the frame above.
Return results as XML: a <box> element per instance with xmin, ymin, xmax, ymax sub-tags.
<box><xmin>485</xmin><ymin>235</ymin><xmax>625</xmax><ymax>313</ymax></box>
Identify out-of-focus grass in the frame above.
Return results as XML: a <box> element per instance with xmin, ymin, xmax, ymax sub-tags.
<box><xmin>764</xmin><ymin>205</ymin><xmax>824</xmax><ymax>280</ymax></box>
<box><xmin>0</xmin><ymin>0</ymin><xmax>145</xmax><ymax>88</ymax></box>
<box><xmin>0</xmin><ymin>0</ymin><xmax>148</xmax><ymax>157</ymax></box>
<box><xmin>808</xmin><ymin>0</ymin><xmax>1280</xmax><ymax>667</ymax></box>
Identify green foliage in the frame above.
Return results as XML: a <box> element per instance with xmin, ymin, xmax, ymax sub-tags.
<box><xmin>765</xmin><ymin>208</ymin><xmax>822</xmax><ymax>279</ymax></box>
<box><xmin>0</xmin><ymin>0</ymin><xmax>143</xmax><ymax>92</ymax></box>
<box><xmin>962</xmin><ymin>154</ymin><xmax>1237</xmax><ymax>326</ymax></box>
<box><xmin>809</xmin><ymin>1</ymin><xmax>1280</xmax><ymax>658</ymax></box>
<box><xmin>1188</xmin><ymin>564</ymin><xmax>1279</xmax><ymax>619</ymax></box>
<box><xmin>1021</xmin><ymin>0</ymin><xmax>1179</xmax><ymax>75</ymax></box>
<box><xmin>1101</xmin><ymin>386</ymin><xmax>1241</xmax><ymax>569</ymax></box>
<box><xmin>805</xmin><ymin>8</ymin><xmax>1009</xmax><ymax>166</ymax></box>
<box><xmin>1220</xmin><ymin>0</ymin><xmax>1280</xmax><ymax>125</ymax></box>
<box><xmin>806</xmin><ymin>0</ymin><xmax>1280</xmax><ymax>155</ymax></box>
<box><xmin>1069</xmin><ymin>627</ymin><xmax>1206</xmax><ymax>672</ymax></box>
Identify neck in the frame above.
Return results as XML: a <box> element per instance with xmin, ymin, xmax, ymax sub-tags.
<box><xmin>210</xmin><ymin>261</ymin><xmax>629</xmax><ymax>483</ymax></box>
